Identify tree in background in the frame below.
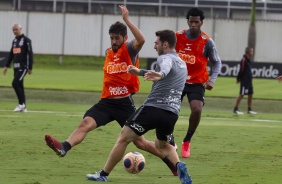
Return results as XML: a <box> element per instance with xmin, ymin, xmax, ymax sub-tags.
<box><xmin>248</xmin><ymin>0</ymin><xmax>256</xmax><ymax>60</ymax></box>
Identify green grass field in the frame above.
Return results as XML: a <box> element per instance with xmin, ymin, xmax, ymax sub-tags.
<box><xmin>1</xmin><ymin>55</ymin><xmax>282</xmax><ymax>184</ymax></box>
<box><xmin>1</xmin><ymin>68</ymin><xmax>282</xmax><ymax>100</ymax></box>
<box><xmin>1</xmin><ymin>100</ymin><xmax>281</xmax><ymax>184</ymax></box>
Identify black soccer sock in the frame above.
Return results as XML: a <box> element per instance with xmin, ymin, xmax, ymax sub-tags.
<box><xmin>234</xmin><ymin>107</ymin><xmax>238</xmax><ymax>111</ymax></box>
<box><xmin>248</xmin><ymin>107</ymin><xmax>252</xmax><ymax>111</ymax></box>
<box><xmin>162</xmin><ymin>157</ymin><xmax>176</xmax><ymax>172</ymax></box>
<box><xmin>62</xmin><ymin>141</ymin><xmax>72</xmax><ymax>152</ymax></box>
<box><xmin>100</xmin><ymin>170</ymin><xmax>109</xmax><ymax>176</ymax></box>
<box><xmin>175</xmin><ymin>162</ymin><xmax>180</xmax><ymax>169</ymax></box>
<box><xmin>183</xmin><ymin>129</ymin><xmax>195</xmax><ymax>142</ymax></box>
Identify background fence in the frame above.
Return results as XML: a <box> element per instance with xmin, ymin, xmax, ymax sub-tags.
<box><xmin>0</xmin><ymin>10</ymin><xmax>282</xmax><ymax>63</ymax></box>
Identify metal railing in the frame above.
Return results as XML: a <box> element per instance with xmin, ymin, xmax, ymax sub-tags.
<box><xmin>4</xmin><ymin>0</ymin><xmax>282</xmax><ymax>19</ymax></box>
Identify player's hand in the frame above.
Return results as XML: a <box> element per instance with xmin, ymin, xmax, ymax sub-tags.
<box><xmin>3</xmin><ymin>67</ymin><xmax>7</xmax><ymax>75</ymax></box>
<box><xmin>127</xmin><ymin>65</ymin><xmax>139</xmax><ymax>75</ymax></box>
<box><xmin>119</xmin><ymin>5</ymin><xmax>129</xmax><ymax>21</ymax></box>
<box><xmin>28</xmin><ymin>69</ymin><xmax>32</xmax><ymax>74</ymax></box>
<box><xmin>204</xmin><ymin>80</ymin><xmax>214</xmax><ymax>90</ymax></box>
<box><xmin>144</xmin><ymin>71</ymin><xmax>162</xmax><ymax>81</ymax></box>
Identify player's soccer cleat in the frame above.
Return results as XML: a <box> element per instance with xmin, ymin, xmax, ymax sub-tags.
<box><xmin>45</xmin><ymin>135</ymin><xmax>66</xmax><ymax>157</ymax></box>
<box><xmin>13</xmin><ymin>104</ymin><xmax>27</xmax><ymax>112</ymax></box>
<box><xmin>233</xmin><ymin>110</ymin><xmax>244</xmax><ymax>115</ymax></box>
<box><xmin>248</xmin><ymin>110</ymin><xmax>257</xmax><ymax>114</ymax></box>
<box><xmin>172</xmin><ymin>170</ymin><xmax>178</xmax><ymax>176</ymax></box>
<box><xmin>177</xmin><ymin>162</ymin><xmax>192</xmax><ymax>184</ymax></box>
<box><xmin>181</xmin><ymin>141</ymin><xmax>190</xmax><ymax>158</ymax></box>
<box><xmin>86</xmin><ymin>170</ymin><xmax>108</xmax><ymax>182</ymax></box>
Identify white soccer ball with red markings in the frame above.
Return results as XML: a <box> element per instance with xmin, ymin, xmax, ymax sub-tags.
<box><xmin>123</xmin><ymin>151</ymin><xmax>146</xmax><ymax>174</ymax></box>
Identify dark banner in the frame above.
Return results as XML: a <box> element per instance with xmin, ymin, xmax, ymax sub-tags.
<box><xmin>0</xmin><ymin>52</ymin><xmax>9</xmax><ymax>67</ymax></box>
<box><xmin>147</xmin><ymin>58</ymin><xmax>282</xmax><ymax>79</ymax></box>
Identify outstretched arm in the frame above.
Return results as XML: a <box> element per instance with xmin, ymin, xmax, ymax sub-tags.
<box><xmin>127</xmin><ymin>65</ymin><xmax>160</xmax><ymax>81</ymax></box>
<box><xmin>144</xmin><ymin>71</ymin><xmax>163</xmax><ymax>81</ymax></box>
<box><xmin>127</xmin><ymin>65</ymin><xmax>141</xmax><ymax>76</ymax></box>
<box><xmin>119</xmin><ymin>5</ymin><xmax>145</xmax><ymax>51</ymax></box>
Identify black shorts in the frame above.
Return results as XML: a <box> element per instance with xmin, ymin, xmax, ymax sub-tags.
<box><xmin>181</xmin><ymin>83</ymin><xmax>205</xmax><ymax>103</ymax></box>
<box><xmin>239</xmin><ymin>84</ymin><xmax>253</xmax><ymax>95</ymax></box>
<box><xmin>125</xmin><ymin>106</ymin><xmax>178</xmax><ymax>141</ymax></box>
<box><xmin>83</xmin><ymin>96</ymin><xmax>136</xmax><ymax>128</ymax></box>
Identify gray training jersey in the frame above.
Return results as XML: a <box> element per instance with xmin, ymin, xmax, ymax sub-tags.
<box><xmin>143</xmin><ymin>52</ymin><xmax>187</xmax><ymax>115</ymax></box>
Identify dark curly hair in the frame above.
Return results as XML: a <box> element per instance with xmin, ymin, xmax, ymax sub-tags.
<box><xmin>109</xmin><ymin>21</ymin><xmax>127</xmax><ymax>37</ymax></box>
<box><xmin>186</xmin><ymin>7</ymin><xmax>205</xmax><ymax>21</ymax></box>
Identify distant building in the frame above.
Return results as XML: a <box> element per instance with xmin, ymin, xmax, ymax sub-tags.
<box><xmin>1</xmin><ymin>0</ymin><xmax>282</xmax><ymax>20</ymax></box>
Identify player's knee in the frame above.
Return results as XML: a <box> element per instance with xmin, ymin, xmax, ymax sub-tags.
<box><xmin>133</xmin><ymin>139</ymin><xmax>146</xmax><ymax>150</ymax></box>
<box><xmin>191</xmin><ymin>106</ymin><xmax>202</xmax><ymax>114</ymax></box>
<box><xmin>78</xmin><ymin>118</ymin><xmax>97</xmax><ymax>131</ymax></box>
<box><xmin>155</xmin><ymin>140</ymin><xmax>167</xmax><ymax>150</ymax></box>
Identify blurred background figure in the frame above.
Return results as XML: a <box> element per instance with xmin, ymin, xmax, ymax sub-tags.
<box><xmin>233</xmin><ymin>47</ymin><xmax>257</xmax><ymax>115</ymax></box>
<box><xmin>2</xmin><ymin>23</ymin><xmax>33</xmax><ymax>112</ymax></box>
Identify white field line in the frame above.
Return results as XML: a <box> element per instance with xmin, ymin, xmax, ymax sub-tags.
<box><xmin>0</xmin><ymin>110</ymin><xmax>83</xmax><ymax>117</ymax></box>
<box><xmin>1</xmin><ymin>110</ymin><xmax>281</xmax><ymax>123</ymax></box>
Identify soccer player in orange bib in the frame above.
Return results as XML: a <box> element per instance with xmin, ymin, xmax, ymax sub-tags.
<box><xmin>44</xmin><ymin>5</ymin><xmax>177</xmax><ymax>177</ymax></box>
<box><xmin>171</xmin><ymin>7</ymin><xmax>222</xmax><ymax>158</ymax></box>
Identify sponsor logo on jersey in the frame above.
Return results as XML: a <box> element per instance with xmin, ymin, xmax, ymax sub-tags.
<box><xmin>109</xmin><ymin>86</ymin><xmax>128</xmax><ymax>96</ymax></box>
<box><xmin>178</xmin><ymin>53</ymin><xmax>195</xmax><ymax>64</ymax></box>
<box><xmin>113</xmin><ymin>55</ymin><xmax>119</xmax><ymax>62</ymax></box>
<box><xmin>184</xmin><ymin>43</ymin><xmax>193</xmax><ymax>51</ymax></box>
<box><xmin>13</xmin><ymin>48</ymin><xmax>21</xmax><ymax>54</ymax></box>
<box><xmin>107</xmin><ymin>62</ymin><xmax>128</xmax><ymax>74</ymax></box>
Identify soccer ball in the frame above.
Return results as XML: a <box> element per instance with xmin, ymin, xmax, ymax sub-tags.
<box><xmin>123</xmin><ymin>151</ymin><xmax>145</xmax><ymax>174</ymax></box>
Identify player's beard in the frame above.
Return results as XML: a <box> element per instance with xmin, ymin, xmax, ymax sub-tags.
<box><xmin>157</xmin><ymin>45</ymin><xmax>165</xmax><ymax>56</ymax></box>
<box><xmin>111</xmin><ymin>44</ymin><xmax>120</xmax><ymax>52</ymax></box>
<box><xmin>112</xmin><ymin>40</ymin><xmax>124</xmax><ymax>52</ymax></box>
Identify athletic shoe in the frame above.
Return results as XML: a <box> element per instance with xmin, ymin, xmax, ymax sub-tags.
<box><xmin>22</xmin><ymin>107</ymin><xmax>27</xmax><ymax>112</ymax></box>
<box><xmin>172</xmin><ymin>171</ymin><xmax>178</xmax><ymax>176</ymax></box>
<box><xmin>86</xmin><ymin>170</ymin><xmax>108</xmax><ymax>182</ymax></box>
<box><xmin>181</xmin><ymin>141</ymin><xmax>190</xmax><ymax>158</ymax></box>
<box><xmin>248</xmin><ymin>110</ymin><xmax>257</xmax><ymax>114</ymax></box>
<box><xmin>13</xmin><ymin>104</ymin><xmax>27</xmax><ymax>112</ymax></box>
<box><xmin>45</xmin><ymin>134</ymin><xmax>66</xmax><ymax>157</ymax></box>
<box><xmin>177</xmin><ymin>162</ymin><xmax>192</xmax><ymax>184</ymax></box>
<box><xmin>233</xmin><ymin>110</ymin><xmax>244</xmax><ymax>115</ymax></box>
